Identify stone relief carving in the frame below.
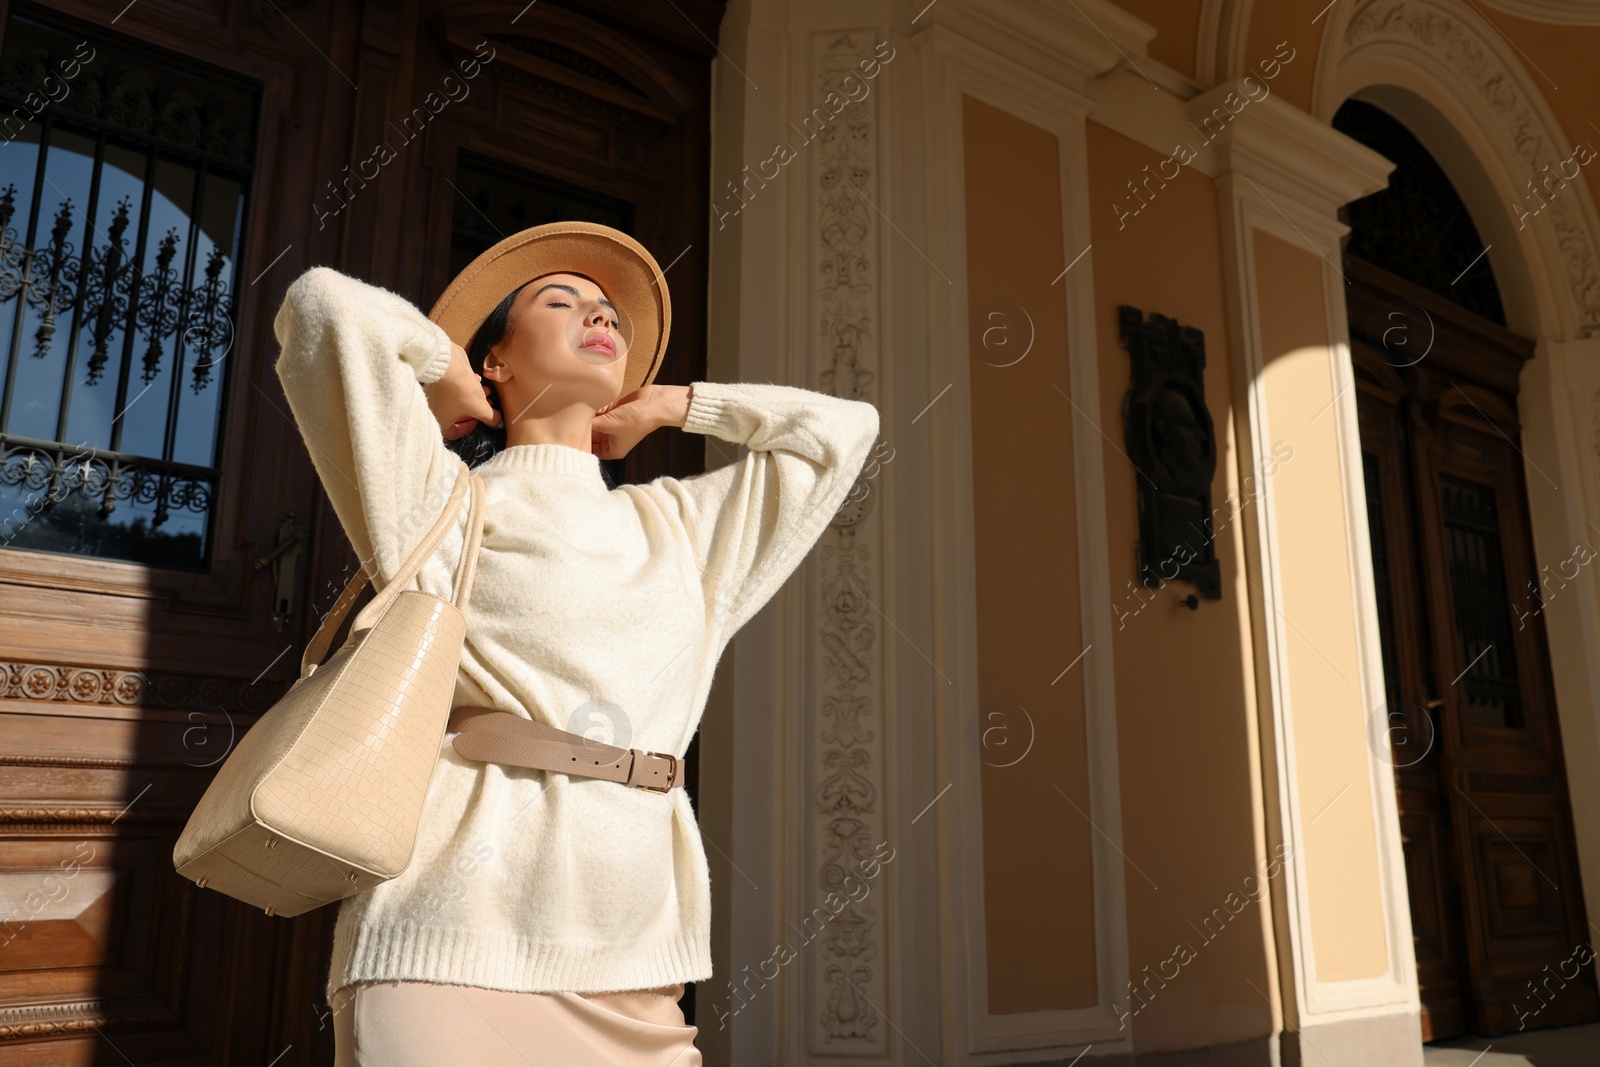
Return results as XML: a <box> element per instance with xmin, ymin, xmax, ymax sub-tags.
<box><xmin>811</xmin><ymin>29</ymin><xmax>885</xmax><ymax>1049</ymax></box>
<box><xmin>1347</xmin><ymin>0</ymin><xmax>1600</xmax><ymax>337</ymax></box>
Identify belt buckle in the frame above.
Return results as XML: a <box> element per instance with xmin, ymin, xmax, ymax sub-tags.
<box><xmin>640</xmin><ymin>751</ymin><xmax>677</xmax><ymax>793</ymax></box>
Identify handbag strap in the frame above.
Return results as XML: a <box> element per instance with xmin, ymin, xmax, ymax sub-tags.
<box><xmin>446</xmin><ymin>705</ymin><xmax>682</xmax><ymax>792</ymax></box>
<box><xmin>348</xmin><ymin>468</ymin><xmax>487</xmax><ymax>630</ymax></box>
<box><xmin>299</xmin><ymin>468</ymin><xmax>485</xmax><ymax>678</ymax></box>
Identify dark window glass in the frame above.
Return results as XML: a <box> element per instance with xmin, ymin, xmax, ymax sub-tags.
<box><xmin>1333</xmin><ymin>99</ymin><xmax>1507</xmax><ymax>325</ymax></box>
<box><xmin>1439</xmin><ymin>474</ymin><xmax>1524</xmax><ymax>728</ymax></box>
<box><xmin>1363</xmin><ymin>455</ymin><xmax>1403</xmax><ymax>716</ymax></box>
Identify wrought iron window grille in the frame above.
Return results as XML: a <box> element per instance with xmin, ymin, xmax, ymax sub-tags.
<box><xmin>0</xmin><ymin>7</ymin><xmax>258</xmax><ymax>568</ymax></box>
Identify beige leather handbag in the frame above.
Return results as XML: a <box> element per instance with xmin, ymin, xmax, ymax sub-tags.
<box><xmin>172</xmin><ymin>467</ymin><xmax>486</xmax><ymax>918</ymax></box>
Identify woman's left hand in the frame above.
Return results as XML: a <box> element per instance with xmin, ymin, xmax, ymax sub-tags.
<box><xmin>592</xmin><ymin>385</ymin><xmax>690</xmax><ymax>460</ymax></box>
<box><xmin>425</xmin><ymin>340</ymin><xmax>501</xmax><ymax>440</ymax></box>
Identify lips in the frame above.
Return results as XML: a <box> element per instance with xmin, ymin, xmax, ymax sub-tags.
<box><xmin>581</xmin><ymin>330</ymin><xmax>615</xmax><ymax>355</ymax></box>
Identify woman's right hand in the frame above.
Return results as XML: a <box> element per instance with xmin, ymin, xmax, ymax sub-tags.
<box><xmin>425</xmin><ymin>340</ymin><xmax>502</xmax><ymax>440</ymax></box>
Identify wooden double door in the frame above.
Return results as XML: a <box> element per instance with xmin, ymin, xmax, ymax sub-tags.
<box><xmin>1348</xmin><ymin>257</ymin><xmax>1599</xmax><ymax>1038</ymax></box>
<box><xmin>0</xmin><ymin>0</ymin><xmax>721</xmax><ymax>1062</ymax></box>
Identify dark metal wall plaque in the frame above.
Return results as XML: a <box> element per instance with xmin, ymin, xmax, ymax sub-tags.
<box><xmin>1119</xmin><ymin>305</ymin><xmax>1222</xmax><ymax>599</ymax></box>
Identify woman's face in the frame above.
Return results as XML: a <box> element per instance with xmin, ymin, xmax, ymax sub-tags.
<box><xmin>481</xmin><ymin>272</ymin><xmax>630</xmax><ymax>416</ymax></box>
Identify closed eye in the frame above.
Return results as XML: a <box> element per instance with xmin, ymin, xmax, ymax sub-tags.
<box><xmin>546</xmin><ymin>300</ymin><xmax>620</xmax><ymax>330</ymax></box>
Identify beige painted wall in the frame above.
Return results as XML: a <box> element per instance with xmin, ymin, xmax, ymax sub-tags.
<box><xmin>1242</xmin><ymin>0</ymin><xmax>1600</xmax><ymax>155</ymax></box>
<box><xmin>962</xmin><ymin>93</ymin><xmax>1099</xmax><ymax>1015</ymax></box>
<box><xmin>1252</xmin><ymin>231</ymin><xmax>1391</xmax><ymax>984</ymax></box>
<box><xmin>1085</xmin><ymin>118</ymin><xmax>1278</xmax><ymax>1051</ymax></box>
<box><xmin>960</xmin><ymin>1</ymin><xmax>1422</xmax><ymax>1038</ymax></box>
<box><xmin>1244</xmin><ymin>1</ymin><xmax>1325</xmax><ymax>112</ymax></box>
<box><xmin>1116</xmin><ymin>0</ymin><xmax>1203</xmax><ymax>79</ymax></box>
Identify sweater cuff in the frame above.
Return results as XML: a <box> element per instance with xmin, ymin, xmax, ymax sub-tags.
<box><xmin>681</xmin><ymin>380</ymin><xmax>735</xmax><ymax>440</ymax></box>
<box><xmin>406</xmin><ymin>319</ymin><xmax>454</xmax><ymax>385</ymax></box>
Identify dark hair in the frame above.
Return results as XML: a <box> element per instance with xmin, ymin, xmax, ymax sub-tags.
<box><xmin>443</xmin><ymin>284</ymin><xmax>518</xmax><ymax>470</ymax></box>
<box><xmin>443</xmin><ymin>279</ymin><xmax>614</xmax><ymax>488</ymax></box>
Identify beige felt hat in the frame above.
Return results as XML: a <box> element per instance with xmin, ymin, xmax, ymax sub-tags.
<box><xmin>428</xmin><ymin>221</ymin><xmax>672</xmax><ymax>396</ymax></box>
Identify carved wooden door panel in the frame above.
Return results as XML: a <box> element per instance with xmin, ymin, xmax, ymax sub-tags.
<box><xmin>0</xmin><ymin>2</ymin><xmax>337</xmax><ymax>1063</ymax></box>
<box><xmin>0</xmin><ymin>0</ymin><xmax>721</xmax><ymax>1062</ymax></box>
<box><xmin>1350</xmin><ymin>259</ymin><xmax>1600</xmax><ymax>1040</ymax></box>
<box><xmin>1357</xmin><ymin>376</ymin><xmax>1472</xmax><ymax>1041</ymax></box>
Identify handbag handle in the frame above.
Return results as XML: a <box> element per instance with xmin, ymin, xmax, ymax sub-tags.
<box><xmin>299</xmin><ymin>467</ymin><xmax>486</xmax><ymax>678</ymax></box>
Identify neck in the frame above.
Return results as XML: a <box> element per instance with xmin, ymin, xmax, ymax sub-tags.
<box><xmin>501</xmin><ymin>398</ymin><xmax>598</xmax><ymax>453</ymax></box>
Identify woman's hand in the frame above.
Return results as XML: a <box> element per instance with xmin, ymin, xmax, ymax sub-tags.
<box><xmin>425</xmin><ymin>340</ymin><xmax>502</xmax><ymax>440</ymax></box>
<box><xmin>591</xmin><ymin>384</ymin><xmax>692</xmax><ymax>460</ymax></box>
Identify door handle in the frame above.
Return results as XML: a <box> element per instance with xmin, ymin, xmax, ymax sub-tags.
<box><xmin>253</xmin><ymin>512</ymin><xmax>307</xmax><ymax>632</ymax></box>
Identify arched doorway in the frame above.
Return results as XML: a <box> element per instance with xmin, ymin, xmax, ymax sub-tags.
<box><xmin>1335</xmin><ymin>97</ymin><xmax>1600</xmax><ymax>1039</ymax></box>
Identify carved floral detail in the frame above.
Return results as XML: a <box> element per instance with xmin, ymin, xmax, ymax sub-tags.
<box><xmin>1</xmin><ymin>661</ymin><xmax>283</xmax><ymax>712</ymax></box>
<box><xmin>1347</xmin><ymin>0</ymin><xmax>1600</xmax><ymax>336</ymax></box>
<box><xmin>812</xmin><ymin>30</ymin><xmax>885</xmax><ymax>1048</ymax></box>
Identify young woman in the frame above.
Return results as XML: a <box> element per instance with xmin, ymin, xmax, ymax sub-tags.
<box><xmin>271</xmin><ymin>222</ymin><xmax>880</xmax><ymax>1066</ymax></box>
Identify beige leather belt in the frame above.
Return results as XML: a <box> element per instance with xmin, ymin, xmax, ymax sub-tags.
<box><xmin>447</xmin><ymin>705</ymin><xmax>682</xmax><ymax>793</ymax></box>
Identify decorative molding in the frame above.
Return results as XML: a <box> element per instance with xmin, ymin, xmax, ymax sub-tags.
<box><xmin>0</xmin><ymin>1003</ymin><xmax>105</xmax><ymax>1040</ymax></box>
<box><xmin>1215</xmin><ymin>180</ymin><xmax>1423</xmax><ymax>1026</ymax></box>
<box><xmin>0</xmin><ymin>806</ymin><xmax>149</xmax><ymax>822</ymax></box>
<box><xmin>1196</xmin><ymin>0</ymin><xmax>1254</xmax><ymax>85</ymax></box>
<box><xmin>495</xmin><ymin>35</ymin><xmax>648</xmax><ymax>97</ymax></box>
<box><xmin>482</xmin><ymin>63</ymin><xmax>671</xmax><ymax>135</ymax></box>
<box><xmin>1</xmin><ymin>660</ymin><xmax>284</xmax><ymax>712</ymax></box>
<box><xmin>918</xmin><ymin>0</ymin><xmax>1199</xmax><ymax>99</ymax></box>
<box><xmin>1331</xmin><ymin>0</ymin><xmax>1600</xmax><ymax>338</ymax></box>
<box><xmin>808</xmin><ymin>30</ymin><xmax>887</xmax><ymax>1051</ymax></box>
<box><xmin>0</xmin><ymin>11</ymin><xmax>260</xmax><ymax>163</ymax></box>
<box><xmin>0</xmin><ymin>998</ymin><xmax>171</xmax><ymax>1040</ymax></box>
<box><xmin>0</xmin><ymin>753</ymin><xmax>135</xmax><ymax>769</ymax></box>
<box><xmin>1206</xmin><ymin>91</ymin><xmax>1394</xmax><ymax>227</ymax></box>
<box><xmin>1510</xmin><ymin>346</ymin><xmax>1600</xmax><ymax>981</ymax></box>
<box><xmin>915</xmin><ymin>19</ymin><xmax>1131</xmax><ymax>1060</ymax></box>
<box><xmin>439</xmin><ymin>5</ymin><xmax>693</xmax><ymax>132</ymax></box>
<box><xmin>1475</xmin><ymin>0</ymin><xmax>1600</xmax><ymax>26</ymax></box>
<box><xmin>238</xmin><ymin>0</ymin><xmax>318</xmax><ymax>40</ymax></box>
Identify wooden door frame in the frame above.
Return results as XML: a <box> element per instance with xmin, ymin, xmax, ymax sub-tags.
<box><xmin>1354</xmin><ymin>351</ymin><xmax>1472</xmax><ymax>1041</ymax></box>
<box><xmin>1346</xmin><ymin>253</ymin><xmax>1599</xmax><ymax>1036</ymax></box>
<box><xmin>0</xmin><ymin>0</ymin><xmax>360</xmax><ymax>1062</ymax></box>
<box><xmin>0</xmin><ymin>0</ymin><xmax>312</xmax><ymax>677</ymax></box>
<box><xmin>0</xmin><ymin>0</ymin><xmax>725</xmax><ymax>1061</ymax></box>
<box><xmin>1313</xmin><ymin>7</ymin><xmax>1600</xmax><ymax>977</ymax></box>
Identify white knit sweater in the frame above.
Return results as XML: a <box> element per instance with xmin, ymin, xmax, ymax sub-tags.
<box><xmin>271</xmin><ymin>266</ymin><xmax>880</xmax><ymax>1001</ymax></box>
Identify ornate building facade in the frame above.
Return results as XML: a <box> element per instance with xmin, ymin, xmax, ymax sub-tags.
<box><xmin>2</xmin><ymin>1</ymin><xmax>1599</xmax><ymax>1064</ymax></box>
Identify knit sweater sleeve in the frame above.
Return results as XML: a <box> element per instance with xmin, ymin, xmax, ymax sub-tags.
<box><xmin>271</xmin><ymin>265</ymin><xmax>464</xmax><ymax>590</ymax></box>
<box><xmin>642</xmin><ymin>380</ymin><xmax>881</xmax><ymax>640</ymax></box>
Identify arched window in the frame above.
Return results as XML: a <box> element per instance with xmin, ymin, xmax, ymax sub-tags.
<box><xmin>0</xmin><ymin>8</ymin><xmax>257</xmax><ymax>569</ymax></box>
<box><xmin>1333</xmin><ymin>98</ymin><xmax>1507</xmax><ymax>326</ymax></box>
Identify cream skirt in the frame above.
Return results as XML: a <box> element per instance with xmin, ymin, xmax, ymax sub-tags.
<box><xmin>331</xmin><ymin>980</ymin><xmax>702</xmax><ymax>1066</ymax></box>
